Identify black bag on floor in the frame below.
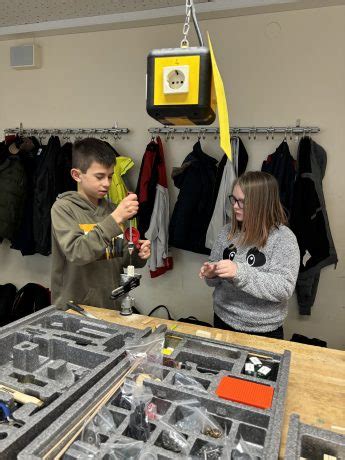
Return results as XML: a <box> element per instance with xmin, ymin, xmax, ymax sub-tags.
<box><xmin>11</xmin><ymin>283</ymin><xmax>51</xmax><ymax>322</ymax></box>
<box><xmin>0</xmin><ymin>283</ymin><xmax>17</xmax><ymax>326</ymax></box>
<box><xmin>290</xmin><ymin>333</ymin><xmax>327</xmax><ymax>348</ymax></box>
<box><xmin>147</xmin><ymin>305</ymin><xmax>212</xmax><ymax>328</ymax></box>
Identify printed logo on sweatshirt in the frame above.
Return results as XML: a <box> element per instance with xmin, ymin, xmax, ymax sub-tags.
<box><xmin>246</xmin><ymin>248</ymin><xmax>266</xmax><ymax>267</ymax></box>
<box><xmin>223</xmin><ymin>244</ymin><xmax>267</xmax><ymax>268</ymax></box>
<box><xmin>223</xmin><ymin>244</ymin><xmax>237</xmax><ymax>261</ymax></box>
<box><xmin>79</xmin><ymin>223</ymin><xmax>96</xmax><ymax>234</ymax></box>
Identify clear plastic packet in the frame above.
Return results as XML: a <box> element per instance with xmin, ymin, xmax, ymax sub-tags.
<box><xmin>64</xmin><ymin>440</ymin><xmax>100</xmax><ymax>459</ymax></box>
<box><xmin>81</xmin><ymin>407</ymin><xmax>116</xmax><ymax>447</ymax></box>
<box><xmin>126</xmin><ymin>384</ymin><xmax>154</xmax><ymax>442</ymax></box>
<box><xmin>192</xmin><ymin>442</ymin><xmax>224</xmax><ymax>459</ymax></box>
<box><xmin>126</xmin><ymin>332</ymin><xmax>165</xmax><ymax>382</ymax></box>
<box><xmin>100</xmin><ymin>439</ymin><xmax>144</xmax><ymax>460</ymax></box>
<box><xmin>157</xmin><ymin>419</ymin><xmax>191</xmax><ymax>455</ymax></box>
<box><xmin>173</xmin><ymin>372</ymin><xmax>208</xmax><ymax>394</ymax></box>
<box><xmin>116</xmin><ymin>378</ymin><xmax>153</xmax><ymax>411</ymax></box>
<box><xmin>174</xmin><ymin>402</ymin><xmax>224</xmax><ymax>439</ymax></box>
<box><xmin>229</xmin><ymin>436</ymin><xmax>258</xmax><ymax>459</ymax></box>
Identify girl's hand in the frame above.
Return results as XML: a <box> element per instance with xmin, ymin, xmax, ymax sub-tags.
<box><xmin>214</xmin><ymin>260</ymin><xmax>238</xmax><ymax>279</ymax></box>
<box><xmin>199</xmin><ymin>262</ymin><xmax>217</xmax><ymax>279</ymax></box>
<box><xmin>138</xmin><ymin>240</ymin><xmax>151</xmax><ymax>260</ymax></box>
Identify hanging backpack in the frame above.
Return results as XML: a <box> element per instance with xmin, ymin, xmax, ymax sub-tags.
<box><xmin>0</xmin><ymin>283</ymin><xmax>17</xmax><ymax>326</ymax></box>
<box><xmin>11</xmin><ymin>283</ymin><xmax>51</xmax><ymax>322</ymax></box>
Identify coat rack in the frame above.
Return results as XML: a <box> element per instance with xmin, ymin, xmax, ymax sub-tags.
<box><xmin>148</xmin><ymin>123</ymin><xmax>320</xmax><ymax>141</ymax></box>
<box><xmin>4</xmin><ymin>124</ymin><xmax>130</xmax><ymax>141</ymax></box>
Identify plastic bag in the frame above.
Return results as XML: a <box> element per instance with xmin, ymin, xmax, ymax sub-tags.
<box><xmin>64</xmin><ymin>440</ymin><xmax>99</xmax><ymax>459</ymax></box>
<box><xmin>126</xmin><ymin>332</ymin><xmax>165</xmax><ymax>382</ymax></box>
<box><xmin>126</xmin><ymin>383</ymin><xmax>154</xmax><ymax>442</ymax></box>
<box><xmin>116</xmin><ymin>378</ymin><xmax>153</xmax><ymax>411</ymax></box>
<box><xmin>229</xmin><ymin>436</ymin><xmax>259</xmax><ymax>460</ymax></box>
<box><xmin>101</xmin><ymin>439</ymin><xmax>144</xmax><ymax>459</ymax></box>
<box><xmin>157</xmin><ymin>419</ymin><xmax>190</xmax><ymax>454</ymax></box>
<box><xmin>173</xmin><ymin>372</ymin><xmax>208</xmax><ymax>394</ymax></box>
<box><xmin>192</xmin><ymin>442</ymin><xmax>224</xmax><ymax>459</ymax></box>
<box><xmin>81</xmin><ymin>407</ymin><xmax>116</xmax><ymax>447</ymax></box>
<box><xmin>174</xmin><ymin>401</ymin><xmax>224</xmax><ymax>439</ymax></box>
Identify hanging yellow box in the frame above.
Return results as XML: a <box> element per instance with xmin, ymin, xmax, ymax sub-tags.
<box><xmin>146</xmin><ymin>47</ymin><xmax>216</xmax><ymax>126</ymax></box>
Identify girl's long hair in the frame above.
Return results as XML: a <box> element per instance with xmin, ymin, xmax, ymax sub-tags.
<box><xmin>228</xmin><ymin>171</ymin><xmax>287</xmax><ymax>247</ymax></box>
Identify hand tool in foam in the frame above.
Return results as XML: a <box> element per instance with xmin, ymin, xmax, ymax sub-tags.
<box><xmin>0</xmin><ymin>385</ymin><xmax>44</xmax><ymax>407</ymax></box>
<box><xmin>64</xmin><ymin>301</ymin><xmax>98</xmax><ymax>319</ymax></box>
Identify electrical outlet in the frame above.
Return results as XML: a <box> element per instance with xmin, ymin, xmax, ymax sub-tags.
<box><xmin>163</xmin><ymin>65</ymin><xmax>189</xmax><ymax>94</ymax></box>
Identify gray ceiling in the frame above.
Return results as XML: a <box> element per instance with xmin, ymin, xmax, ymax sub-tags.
<box><xmin>0</xmin><ymin>0</ymin><xmax>344</xmax><ymax>40</ymax></box>
<box><xmin>0</xmin><ymin>0</ymin><xmax>207</xmax><ymax>27</ymax></box>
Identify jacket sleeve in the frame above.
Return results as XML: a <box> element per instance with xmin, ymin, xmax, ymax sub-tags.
<box><xmin>51</xmin><ymin>203</ymin><xmax>122</xmax><ymax>266</ymax></box>
<box><xmin>205</xmin><ymin>226</ymin><xmax>229</xmax><ymax>287</ymax></box>
<box><xmin>233</xmin><ymin>232</ymin><xmax>300</xmax><ymax>302</ymax></box>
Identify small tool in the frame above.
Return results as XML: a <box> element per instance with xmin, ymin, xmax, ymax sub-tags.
<box><xmin>63</xmin><ymin>301</ymin><xmax>98</xmax><ymax>319</ymax></box>
<box><xmin>0</xmin><ymin>385</ymin><xmax>43</xmax><ymax>407</ymax></box>
<box><xmin>124</xmin><ymin>224</ymin><xmax>140</xmax><ymax>264</ymax></box>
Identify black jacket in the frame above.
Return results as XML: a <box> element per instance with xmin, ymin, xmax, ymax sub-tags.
<box><xmin>11</xmin><ymin>137</ymin><xmax>41</xmax><ymax>255</ymax></box>
<box><xmin>0</xmin><ymin>148</ymin><xmax>27</xmax><ymax>242</ymax></box>
<box><xmin>290</xmin><ymin>136</ymin><xmax>338</xmax><ymax>314</ymax></box>
<box><xmin>169</xmin><ymin>141</ymin><xmax>218</xmax><ymax>255</ymax></box>
<box><xmin>262</xmin><ymin>140</ymin><xmax>296</xmax><ymax>217</ymax></box>
<box><xmin>33</xmin><ymin>136</ymin><xmax>61</xmax><ymax>255</ymax></box>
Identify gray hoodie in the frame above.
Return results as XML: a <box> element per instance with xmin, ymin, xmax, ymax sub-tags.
<box><xmin>51</xmin><ymin>192</ymin><xmax>145</xmax><ymax>309</ymax></box>
<box><xmin>206</xmin><ymin>224</ymin><xmax>300</xmax><ymax>332</ymax></box>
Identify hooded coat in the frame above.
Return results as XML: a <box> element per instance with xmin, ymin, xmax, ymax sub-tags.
<box><xmin>290</xmin><ymin>136</ymin><xmax>338</xmax><ymax>314</ymax></box>
<box><xmin>51</xmin><ymin>192</ymin><xmax>146</xmax><ymax>309</ymax></box>
<box><xmin>169</xmin><ymin>141</ymin><xmax>218</xmax><ymax>255</ymax></box>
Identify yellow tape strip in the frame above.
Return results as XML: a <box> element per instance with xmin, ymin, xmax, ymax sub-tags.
<box><xmin>207</xmin><ymin>32</ymin><xmax>232</xmax><ymax>160</ymax></box>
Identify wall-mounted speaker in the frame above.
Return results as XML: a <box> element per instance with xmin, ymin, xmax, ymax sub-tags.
<box><xmin>10</xmin><ymin>44</ymin><xmax>41</xmax><ymax>70</ymax></box>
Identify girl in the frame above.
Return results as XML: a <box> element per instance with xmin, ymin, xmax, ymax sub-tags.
<box><xmin>199</xmin><ymin>171</ymin><xmax>300</xmax><ymax>339</ymax></box>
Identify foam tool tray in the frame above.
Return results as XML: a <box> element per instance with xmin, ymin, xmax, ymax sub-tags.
<box><xmin>21</xmin><ymin>330</ymin><xmax>291</xmax><ymax>459</ymax></box>
<box><xmin>284</xmin><ymin>414</ymin><xmax>345</xmax><ymax>460</ymax></box>
<box><xmin>0</xmin><ymin>305</ymin><xmax>150</xmax><ymax>459</ymax></box>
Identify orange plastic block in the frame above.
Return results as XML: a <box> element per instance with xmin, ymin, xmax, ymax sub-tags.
<box><xmin>216</xmin><ymin>376</ymin><xmax>274</xmax><ymax>409</ymax></box>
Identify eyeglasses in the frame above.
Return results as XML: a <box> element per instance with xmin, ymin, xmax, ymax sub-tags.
<box><xmin>229</xmin><ymin>195</ymin><xmax>245</xmax><ymax>209</ymax></box>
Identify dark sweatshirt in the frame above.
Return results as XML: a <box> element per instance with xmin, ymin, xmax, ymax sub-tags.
<box><xmin>51</xmin><ymin>192</ymin><xmax>146</xmax><ymax>309</ymax></box>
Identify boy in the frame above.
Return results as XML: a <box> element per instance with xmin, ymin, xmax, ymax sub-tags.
<box><xmin>51</xmin><ymin>138</ymin><xmax>150</xmax><ymax>309</ymax></box>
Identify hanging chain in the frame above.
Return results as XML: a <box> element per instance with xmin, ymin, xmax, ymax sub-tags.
<box><xmin>180</xmin><ymin>0</ymin><xmax>193</xmax><ymax>48</ymax></box>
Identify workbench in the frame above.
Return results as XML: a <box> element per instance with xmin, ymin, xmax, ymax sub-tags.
<box><xmin>79</xmin><ymin>306</ymin><xmax>345</xmax><ymax>459</ymax></box>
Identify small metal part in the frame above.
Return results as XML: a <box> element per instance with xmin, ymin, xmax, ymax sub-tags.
<box><xmin>111</xmin><ymin>273</ymin><xmax>141</xmax><ymax>316</ymax></box>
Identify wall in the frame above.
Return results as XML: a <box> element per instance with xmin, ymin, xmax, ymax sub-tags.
<box><xmin>0</xmin><ymin>6</ymin><xmax>344</xmax><ymax>349</ymax></box>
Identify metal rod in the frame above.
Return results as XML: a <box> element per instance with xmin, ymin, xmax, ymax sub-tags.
<box><xmin>4</xmin><ymin>127</ymin><xmax>129</xmax><ymax>135</ymax></box>
<box><xmin>148</xmin><ymin>126</ymin><xmax>320</xmax><ymax>135</ymax></box>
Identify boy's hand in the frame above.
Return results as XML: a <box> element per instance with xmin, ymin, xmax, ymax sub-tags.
<box><xmin>138</xmin><ymin>240</ymin><xmax>151</xmax><ymax>260</ymax></box>
<box><xmin>112</xmin><ymin>193</ymin><xmax>139</xmax><ymax>226</ymax></box>
<box><xmin>214</xmin><ymin>260</ymin><xmax>238</xmax><ymax>279</ymax></box>
<box><xmin>199</xmin><ymin>262</ymin><xmax>217</xmax><ymax>279</ymax></box>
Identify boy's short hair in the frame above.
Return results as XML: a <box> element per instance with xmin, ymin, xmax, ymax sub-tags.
<box><xmin>72</xmin><ymin>138</ymin><xmax>115</xmax><ymax>173</ymax></box>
